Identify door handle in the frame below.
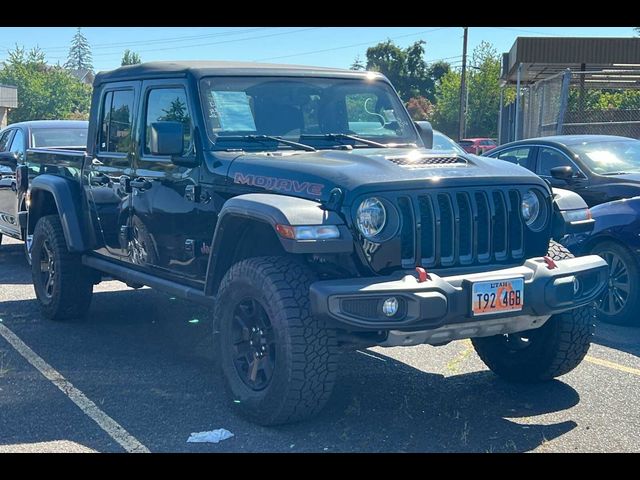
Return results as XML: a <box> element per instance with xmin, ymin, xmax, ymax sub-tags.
<box><xmin>91</xmin><ymin>158</ymin><xmax>104</xmax><ymax>166</ymax></box>
<box><xmin>130</xmin><ymin>178</ymin><xmax>152</xmax><ymax>191</ymax></box>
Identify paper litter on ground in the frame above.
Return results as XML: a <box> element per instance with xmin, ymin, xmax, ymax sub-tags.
<box><xmin>187</xmin><ymin>429</ymin><xmax>234</xmax><ymax>443</ymax></box>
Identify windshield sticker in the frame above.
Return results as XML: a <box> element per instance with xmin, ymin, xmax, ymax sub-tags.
<box><xmin>210</xmin><ymin>91</ymin><xmax>256</xmax><ymax>132</ymax></box>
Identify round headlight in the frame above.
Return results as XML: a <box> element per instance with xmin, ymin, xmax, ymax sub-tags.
<box><xmin>521</xmin><ymin>190</ymin><xmax>541</xmax><ymax>227</ymax></box>
<box><xmin>356</xmin><ymin>197</ymin><xmax>386</xmax><ymax>239</ymax></box>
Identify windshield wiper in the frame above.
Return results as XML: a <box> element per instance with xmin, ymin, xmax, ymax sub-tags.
<box><xmin>301</xmin><ymin>133</ymin><xmax>389</xmax><ymax>148</ymax></box>
<box><xmin>601</xmin><ymin>171</ymin><xmax>637</xmax><ymax>176</ymax></box>
<box><xmin>216</xmin><ymin>135</ymin><xmax>316</xmax><ymax>152</ymax></box>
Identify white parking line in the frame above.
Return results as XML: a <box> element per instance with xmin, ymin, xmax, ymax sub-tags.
<box><xmin>0</xmin><ymin>323</ymin><xmax>150</xmax><ymax>453</ymax></box>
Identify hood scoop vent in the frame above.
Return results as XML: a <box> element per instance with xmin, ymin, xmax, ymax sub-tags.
<box><xmin>386</xmin><ymin>154</ymin><xmax>467</xmax><ymax>169</ymax></box>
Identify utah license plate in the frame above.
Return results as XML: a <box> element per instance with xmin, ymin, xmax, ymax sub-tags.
<box><xmin>471</xmin><ymin>277</ymin><xmax>524</xmax><ymax>316</ymax></box>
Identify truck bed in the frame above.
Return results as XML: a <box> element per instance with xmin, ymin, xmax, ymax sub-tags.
<box><xmin>26</xmin><ymin>148</ymin><xmax>87</xmax><ymax>181</ymax></box>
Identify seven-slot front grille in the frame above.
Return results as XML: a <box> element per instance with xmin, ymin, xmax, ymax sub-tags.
<box><xmin>397</xmin><ymin>188</ymin><xmax>526</xmax><ymax>269</ymax></box>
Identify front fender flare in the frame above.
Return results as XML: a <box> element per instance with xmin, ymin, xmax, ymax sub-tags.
<box><xmin>29</xmin><ymin>175</ymin><xmax>88</xmax><ymax>252</ymax></box>
<box><xmin>204</xmin><ymin>193</ymin><xmax>353</xmax><ymax>296</ymax></box>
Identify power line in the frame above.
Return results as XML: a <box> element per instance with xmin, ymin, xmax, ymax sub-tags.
<box><xmin>44</xmin><ymin>27</ymin><xmax>323</xmax><ymax>61</ymax></box>
<box><xmin>253</xmin><ymin>27</ymin><xmax>451</xmax><ymax>62</ymax></box>
<box><xmin>490</xmin><ymin>27</ymin><xmax>565</xmax><ymax>37</ymax></box>
<box><xmin>15</xmin><ymin>27</ymin><xmax>275</xmax><ymax>53</ymax></box>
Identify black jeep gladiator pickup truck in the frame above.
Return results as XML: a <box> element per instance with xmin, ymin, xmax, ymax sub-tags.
<box><xmin>22</xmin><ymin>61</ymin><xmax>608</xmax><ymax>425</ymax></box>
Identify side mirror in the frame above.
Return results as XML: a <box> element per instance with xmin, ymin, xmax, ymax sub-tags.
<box><xmin>149</xmin><ymin>122</ymin><xmax>184</xmax><ymax>157</ymax></box>
<box><xmin>550</xmin><ymin>166</ymin><xmax>574</xmax><ymax>182</ymax></box>
<box><xmin>0</xmin><ymin>151</ymin><xmax>18</xmax><ymax>168</ymax></box>
<box><xmin>414</xmin><ymin>121</ymin><xmax>433</xmax><ymax>149</ymax></box>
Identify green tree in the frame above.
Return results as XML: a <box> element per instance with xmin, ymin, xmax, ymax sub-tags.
<box><xmin>0</xmin><ymin>46</ymin><xmax>92</xmax><ymax>123</ymax></box>
<box><xmin>431</xmin><ymin>69</ymin><xmax>461</xmax><ymax>138</ymax></box>
<box><xmin>350</xmin><ymin>55</ymin><xmax>366</xmax><ymax>71</ymax></box>
<box><xmin>365</xmin><ymin>40</ymin><xmax>443</xmax><ymax>102</ymax></box>
<box><xmin>64</xmin><ymin>27</ymin><xmax>93</xmax><ymax>72</ymax></box>
<box><xmin>466</xmin><ymin>41</ymin><xmax>502</xmax><ymax>137</ymax></box>
<box><xmin>121</xmin><ymin>49</ymin><xmax>142</xmax><ymax>66</ymax></box>
<box><xmin>431</xmin><ymin>41</ymin><xmax>504</xmax><ymax>139</ymax></box>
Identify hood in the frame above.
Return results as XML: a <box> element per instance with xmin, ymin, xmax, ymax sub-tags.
<box><xmin>226</xmin><ymin>147</ymin><xmax>548</xmax><ymax>205</ymax></box>
<box><xmin>606</xmin><ymin>172</ymin><xmax>640</xmax><ymax>183</ymax></box>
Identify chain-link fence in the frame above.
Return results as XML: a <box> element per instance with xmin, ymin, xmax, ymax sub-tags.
<box><xmin>500</xmin><ymin>69</ymin><xmax>640</xmax><ymax>144</ymax></box>
<box><xmin>562</xmin><ymin>71</ymin><xmax>640</xmax><ymax>138</ymax></box>
<box><xmin>521</xmin><ymin>71</ymin><xmax>570</xmax><ymax>139</ymax></box>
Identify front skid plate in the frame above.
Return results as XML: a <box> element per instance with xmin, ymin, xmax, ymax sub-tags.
<box><xmin>379</xmin><ymin>314</ymin><xmax>551</xmax><ymax>347</ymax></box>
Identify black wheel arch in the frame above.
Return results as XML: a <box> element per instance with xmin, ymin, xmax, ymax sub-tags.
<box><xmin>204</xmin><ymin>193</ymin><xmax>354</xmax><ymax>297</ymax></box>
<box><xmin>27</xmin><ymin>175</ymin><xmax>89</xmax><ymax>252</ymax></box>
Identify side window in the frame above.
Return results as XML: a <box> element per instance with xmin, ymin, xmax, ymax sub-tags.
<box><xmin>538</xmin><ymin>147</ymin><xmax>572</xmax><ymax>176</ymax></box>
<box><xmin>495</xmin><ymin>147</ymin><xmax>533</xmax><ymax>170</ymax></box>
<box><xmin>0</xmin><ymin>130</ymin><xmax>13</xmax><ymax>152</ymax></box>
<box><xmin>144</xmin><ymin>87</ymin><xmax>192</xmax><ymax>156</ymax></box>
<box><xmin>99</xmin><ymin>90</ymin><xmax>135</xmax><ymax>154</ymax></box>
<box><xmin>9</xmin><ymin>130</ymin><xmax>25</xmax><ymax>160</ymax></box>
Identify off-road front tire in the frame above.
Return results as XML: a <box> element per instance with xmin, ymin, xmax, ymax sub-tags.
<box><xmin>471</xmin><ymin>240</ymin><xmax>595</xmax><ymax>382</ymax></box>
<box><xmin>31</xmin><ymin>215</ymin><xmax>93</xmax><ymax>321</ymax></box>
<box><xmin>214</xmin><ymin>256</ymin><xmax>339</xmax><ymax>425</ymax></box>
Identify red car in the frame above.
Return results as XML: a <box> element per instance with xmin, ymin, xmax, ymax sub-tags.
<box><xmin>459</xmin><ymin>138</ymin><xmax>497</xmax><ymax>155</ymax></box>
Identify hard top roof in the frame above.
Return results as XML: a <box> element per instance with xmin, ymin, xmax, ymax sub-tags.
<box><xmin>94</xmin><ymin>61</ymin><xmax>383</xmax><ymax>86</ymax></box>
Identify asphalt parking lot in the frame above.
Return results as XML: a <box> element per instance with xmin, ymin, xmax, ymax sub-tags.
<box><xmin>1</xmin><ymin>236</ymin><xmax>640</xmax><ymax>453</ymax></box>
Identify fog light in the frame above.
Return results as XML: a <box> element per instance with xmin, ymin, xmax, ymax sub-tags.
<box><xmin>382</xmin><ymin>297</ymin><xmax>399</xmax><ymax>317</ymax></box>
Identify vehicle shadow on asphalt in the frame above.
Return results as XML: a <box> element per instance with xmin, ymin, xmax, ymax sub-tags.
<box><xmin>291</xmin><ymin>350</ymin><xmax>579</xmax><ymax>453</ymax></box>
<box><xmin>0</xmin><ymin>243</ymin><xmax>31</xmax><ymax>285</ymax></box>
<box><xmin>0</xmin><ymin>284</ymin><xmax>581</xmax><ymax>452</ymax></box>
<box><xmin>593</xmin><ymin>320</ymin><xmax>640</xmax><ymax>359</ymax></box>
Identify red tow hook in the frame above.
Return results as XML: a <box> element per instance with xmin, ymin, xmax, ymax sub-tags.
<box><xmin>415</xmin><ymin>266</ymin><xmax>430</xmax><ymax>282</ymax></box>
<box><xmin>543</xmin><ymin>256</ymin><xmax>558</xmax><ymax>270</ymax></box>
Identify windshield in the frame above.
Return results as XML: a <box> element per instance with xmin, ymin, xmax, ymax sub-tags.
<box><xmin>31</xmin><ymin>128</ymin><xmax>88</xmax><ymax>148</ymax></box>
<box><xmin>572</xmin><ymin>139</ymin><xmax>640</xmax><ymax>174</ymax></box>
<box><xmin>433</xmin><ymin>130</ymin><xmax>465</xmax><ymax>154</ymax></box>
<box><xmin>199</xmin><ymin>76</ymin><xmax>417</xmax><ymax>150</ymax></box>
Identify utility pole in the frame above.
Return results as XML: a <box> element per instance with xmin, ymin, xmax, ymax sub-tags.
<box><xmin>458</xmin><ymin>27</ymin><xmax>468</xmax><ymax>141</ymax></box>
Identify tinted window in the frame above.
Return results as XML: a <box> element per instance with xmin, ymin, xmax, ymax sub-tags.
<box><xmin>495</xmin><ymin>147</ymin><xmax>534</xmax><ymax>170</ymax></box>
<box><xmin>0</xmin><ymin>130</ymin><xmax>13</xmax><ymax>152</ymax></box>
<box><xmin>199</xmin><ymin>76</ymin><xmax>417</xmax><ymax>149</ymax></box>
<box><xmin>144</xmin><ymin>88</ymin><xmax>192</xmax><ymax>156</ymax></box>
<box><xmin>538</xmin><ymin>147</ymin><xmax>573</xmax><ymax>176</ymax></box>
<box><xmin>571</xmin><ymin>139</ymin><xmax>640</xmax><ymax>175</ymax></box>
<box><xmin>31</xmin><ymin>128</ymin><xmax>88</xmax><ymax>148</ymax></box>
<box><xmin>9</xmin><ymin>129</ymin><xmax>25</xmax><ymax>159</ymax></box>
<box><xmin>99</xmin><ymin>90</ymin><xmax>135</xmax><ymax>153</ymax></box>
<box><xmin>459</xmin><ymin>141</ymin><xmax>473</xmax><ymax>147</ymax></box>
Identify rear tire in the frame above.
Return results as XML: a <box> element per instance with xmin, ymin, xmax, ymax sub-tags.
<box><xmin>31</xmin><ymin>215</ymin><xmax>93</xmax><ymax>321</ymax></box>
<box><xmin>590</xmin><ymin>240</ymin><xmax>640</xmax><ymax>327</ymax></box>
<box><xmin>214</xmin><ymin>256</ymin><xmax>339</xmax><ymax>425</ymax></box>
<box><xmin>472</xmin><ymin>240</ymin><xmax>595</xmax><ymax>382</ymax></box>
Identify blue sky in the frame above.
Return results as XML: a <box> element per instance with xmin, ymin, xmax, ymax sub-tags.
<box><xmin>0</xmin><ymin>26</ymin><xmax>635</xmax><ymax>72</ymax></box>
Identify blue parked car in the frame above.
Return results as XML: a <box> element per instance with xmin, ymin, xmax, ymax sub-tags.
<box><xmin>563</xmin><ymin>197</ymin><xmax>640</xmax><ymax>326</ymax></box>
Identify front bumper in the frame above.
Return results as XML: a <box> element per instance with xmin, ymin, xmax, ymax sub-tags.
<box><xmin>309</xmin><ymin>255</ymin><xmax>608</xmax><ymax>334</ymax></box>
